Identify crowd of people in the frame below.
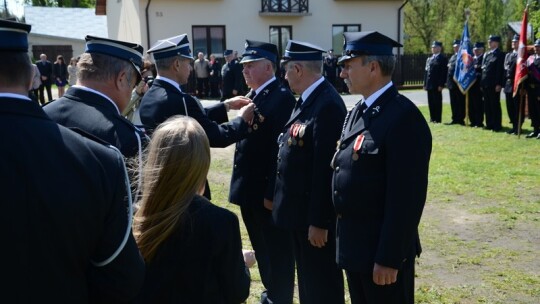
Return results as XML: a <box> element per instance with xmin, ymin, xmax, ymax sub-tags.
<box><xmin>3</xmin><ymin>17</ymin><xmax>433</xmax><ymax>304</ymax></box>
<box><xmin>424</xmin><ymin>34</ymin><xmax>540</xmax><ymax>139</ymax></box>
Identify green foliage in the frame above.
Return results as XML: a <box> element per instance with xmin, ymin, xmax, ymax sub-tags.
<box><xmin>24</xmin><ymin>0</ymin><xmax>96</xmax><ymax>8</ymax></box>
<box><xmin>403</xmin><ymin>0</ymin><xmax>540</xmax><ymax>54</ymax></box>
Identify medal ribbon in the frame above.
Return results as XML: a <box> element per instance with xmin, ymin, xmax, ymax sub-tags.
<box><xmin>293</xmin><ymin>124</ymin><xmax>301</xmax><ymax>138</ymax></box>
<box><xmin>353</xmin><ymin>134</ymin><xmax>365</xmax><ymax>153</ymax></box>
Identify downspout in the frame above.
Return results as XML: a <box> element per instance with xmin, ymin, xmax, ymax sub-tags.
<box><xmin>397</xmin><ymin>0</ymin><xmax>409</xmax><ymax>50</ymax></box>
<box><xmin>397</xmin><ymin>0</ymin><xmax>409</xmax><ymax>87</ymax></box>
<box><xmin>145</xmin><ymin>0</ymin><xmax>152</xmax><ymax>49</ymax></box>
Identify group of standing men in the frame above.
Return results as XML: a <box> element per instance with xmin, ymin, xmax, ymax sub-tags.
<box><xmin>424</xmin><ymin>34</ymin><xmax>540</xmax><ymax>138</ymax></box>
<box><xmin>2</xmin><ymin>15</ymin><xmax>432</xmax><ymax>304</ymax></box>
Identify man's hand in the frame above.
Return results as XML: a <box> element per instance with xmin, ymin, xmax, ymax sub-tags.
<box><xmin>238</xmin><ymin>103</ymin><xmax>255</xmax><ymax>123</ymax></box>
<box><xmin>373</xmin><ymin>263</ymin><xmax>398</xmax><ymax>285</ymax></box>
<box><xmin>263</xmin><ymin>199</ymin><xmax>273</xmax><ymax>211</ymax></box>
<box><xmin>242</xmin><ymin>249</ymin><xmax>256</xmax><ymax>268</ymax></box>
<box><xmin>495</xmin><ymin>85</ymin><xmax>502</xmax><ymax>92</ymax></box>
<box><xmin>225</xmin><ymin>96</ymin><xmax>252</xmax><ymax>110</ymax></box>
<box><xmin>308</xmin><ymin>225</ymin><xmax>328</xmax><ymax>248</ymax></box>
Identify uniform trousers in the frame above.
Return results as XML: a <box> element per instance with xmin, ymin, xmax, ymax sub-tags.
<box><xmin>449</xmin><ymin>87</ymin><xmax>465</xmax><ymax>124</ymax></box>
<box><xmin>345</xmin><ymin>260</ymin><xmax>415</xmax><ymax>304</ymax></box>
<box><xmin>481</xmin><ymin>86</ymin><xmax>502</xmax><ymax>130</ymax></box>
<box><xmin>527</xmin><ymin>86</ymin><xmax>540</xmax><ymax>130</ymax></box>
<box><xmin>426</xmin><ymin>89</ymin><xmax>442</xmax><ymax>122</ymax></box>
<box><xmin>292</xmin><ymin>228</ymin><xmax>344</xmax><ymax>304</ymax></box>
<box><xmin>38</xmin><ymin>83</ymin><xmax>52</xmax><ymax>105</ymax></box>
<box><xmin>504</xmin><ymin>92</ymin><xmax>517</xmax><ymax>124</ymax></box>
<box><xmin>241</xmin><ymin>204</ymin><xmax>295</xmax><ymax>304</ymax></box>
<box><xmin>468</xmin><ymin>84</ymin><xmax>484</xmax><ymax>127</ymax></box>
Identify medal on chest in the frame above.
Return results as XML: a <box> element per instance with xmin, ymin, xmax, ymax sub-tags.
<box><xmin>352</xmin><ymin>134</ymin><xmax>365</xmax><ymax>161</ymax></box>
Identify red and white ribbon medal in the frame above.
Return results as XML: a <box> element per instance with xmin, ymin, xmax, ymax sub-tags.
<box><xmin>352</xmin><ymin>134</ymin><xmax>364</xmax><ymax>161</ymax></box>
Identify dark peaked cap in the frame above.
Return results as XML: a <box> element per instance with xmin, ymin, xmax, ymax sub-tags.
<box><xmin>239</xmin><ymin>40</ymin><xmax>278</xmax><ymax>64</ymax></box>
<box><xmin>148</xmin><ymin>34</ymin><xmax>193</xmax><ymax>60</ymax></box>
<box><xmin>281</xmin><ymin>40</ymin><xmax>325</xmax><ymax>63</ymax></box>
<box><xmin>339</xmin><ymin>31</ymin><xmax>402</xmax><ymax>64</ymax></box>
<box><xmin>0</xmin><ymin>19</ymin><xmax>31</xmax><ymax>52</ymax></box>
<box><xmin>85</xmin><ymin>35</ymin><xmax>144</xmax><ymax>80</ymax></box>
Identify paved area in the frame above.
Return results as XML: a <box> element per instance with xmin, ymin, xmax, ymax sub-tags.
<box><xmin>51</xmin><ymin>87</ymin><xmax>445</xmax><ymax>110</ymax></box>
<box><xmin>199</xmin><ymin>89</ymin><xmax>449</xmax><ymax>110</ymax></box>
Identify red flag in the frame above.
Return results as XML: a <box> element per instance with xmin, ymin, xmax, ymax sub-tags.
<box><xmin>513</xmin><ymin>7</ymin><xmax>529</xmax><ymax>97</ymax></box>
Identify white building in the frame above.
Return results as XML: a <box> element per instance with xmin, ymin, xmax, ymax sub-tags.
<box><xmin>96</xmin><ymin>0</ymin><xmax>406</xmax><ymax>57</ymax></box>
<box><xmin>25</xmin><ymin>6</ymin><xmax>108</xmax><ymax>60</ymax></box>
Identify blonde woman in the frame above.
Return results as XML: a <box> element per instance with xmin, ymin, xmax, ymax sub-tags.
<box><xmin>132</xmin><ymin>116</ymin><xmax>252</xmax><ymax>303</ymax></box>
<box><xmin>67</xmin><ymin>57</ymin><xmax>78</xmax><ymax>86</ymax></box>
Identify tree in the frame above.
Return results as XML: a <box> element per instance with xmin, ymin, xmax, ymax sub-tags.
<box><xmin>25</xmin><ymin>0</ymin><xmax>96</xmax><ymax>8</ymax></box>
<box><xmin>403</xmin><ymin>0</ymin><xmax>511</xmax><ymax>54</ymax></box>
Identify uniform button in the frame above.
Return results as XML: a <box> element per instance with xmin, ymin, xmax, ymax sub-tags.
<box><xmin>334</xmin><ymin>190</ymin><xmax>338</xmax><ymax>195</ymax></box>
<box><xmin>341</xmin><ymin>144</ymin><xmax>346</xmax><ymax>149</ymax></box>
<box><xmin>335</xmin><ymin>166</ymin><xmax>340</xmax><ymax>172</ymax></box>
<box><xmin>277</xmin><ymin>171</ymin><xmax>280</xmax><ymax>176</ymax></box>
<box><xmin>234</xmin><ymin>164</ymin><xmax>237</xmax><ymax>168</ymax></box>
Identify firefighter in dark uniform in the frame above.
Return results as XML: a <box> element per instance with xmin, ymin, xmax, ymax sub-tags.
<box><xmin>423</xmin><ymin>41</ymin><xmax>448</xmax><ymax>123</ymax></box>
<box><xmin>44</xmin><ymin>36</ymin><xmax>148</xmax><ymax>159</ymax></box>
<box><xmin>138</xmin><ymin>34</ymin><xmax>255</xmax><ymax>198</ymax></box>
<box><xmin>228</xmin><ymin>40</ymin><xmax>296</xmax><ymax>304</ymax></box>
<box><xmin>333</xmin><ymin>31</ymin><xmax>432</xmax><ymax>304</ymax></box>
<box><xmin>221</xmin><ymin>49</ymin><xmax>244</xmax><ymax>101</ymax></box>
<box><xmin>525</xmin><ymin>39</ymin><xmax>540</xmax><ymax>139</ymax></box>
<box><xmin>504</xmin><ymin>34</ymin><xmax>523</xmax><ymax>134</ymax></box>
<box><xmin>447</xmin><ymin>39</ymin><xmax>466</xmax><ymax>125</ymax></box>
<box><xmin>481</xmin><ymin>35</ymin><xmax>505</xmax><ymax>132</ymax></box>
<box><xmin>0</xmin><ymin>19</ymin><xmax>144</xmax><ymax>302</ymax></box>
<box><xmin>274</xmin><ymin>40</ymin><xmax>347</xmax><ymax>304</ymax></box>
<box><xmin>470</xmin><ymin>42</ymin><xmax>485</xmax><ymax>127</ymax></box>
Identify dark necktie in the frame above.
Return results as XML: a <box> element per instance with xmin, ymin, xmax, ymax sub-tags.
<box><xmin>349</xmin><ymin>101</ymin><xmax>367</xmax><ymax>130</ymax></box>
<box><xmin>247</xmin><ymin>90</ymin><xmax>257</xmax><ymax>100</ymax></box>
<box><xmin>294</xmin><ymin>97</ymin><xmax>303</xmax><ymax>111</ymax></box>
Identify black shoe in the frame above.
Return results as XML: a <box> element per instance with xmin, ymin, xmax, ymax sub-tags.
<box><xmin>506</xmin><ymin>129</ymin><xmax>517</xmax><ymax>135</ymax></box>
<box><xmin>492</xmin><ymin>128</ymin><xmax>502</xmax><ymax>132</ymax></box>
<box><xmin>526</xmin><ymin>131</ymin><xmax>539</xmax><ymax>138</ymax></box>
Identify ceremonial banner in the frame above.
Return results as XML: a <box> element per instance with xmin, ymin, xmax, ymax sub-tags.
<box><xmin>454</xmin><ymin>21</ymin><xmax>476</xmax><ymax>94</ymax></box>
<box><xmin>513</xmin><ymin>7</ymin><xmax>529</xmax><ymax>97</ymax></box>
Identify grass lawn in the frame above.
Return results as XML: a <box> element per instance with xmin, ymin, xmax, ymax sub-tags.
<box><xmin>208</xmin><ymin>103</ymin><xmax>539</xmax><ymax>304</ymax></box>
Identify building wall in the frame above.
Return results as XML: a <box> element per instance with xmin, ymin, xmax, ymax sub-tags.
<box><xmin>28</xmin><ymin>35</ymin><xmax>86</xmax><ymax>61</ymax></box>
<box><xmin>112</xmin><ymin>0</ymin><xmax>402</xmax><ymax>54</ymax></box>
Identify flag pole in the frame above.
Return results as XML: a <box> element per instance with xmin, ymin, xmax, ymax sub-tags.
<box><xmin>464</xmin><ymin>8</ymin><xmax>470</xmax><ymax>126</ymax></box>
<box><xmin>518</xmin><ymin>87</ymin><xmax>524</xmax><ymax>138</ymax></box>
<box><xmin>465</xmin><ymin>92</ymin><xmax>470</xmax><ymax>126</ymax></box>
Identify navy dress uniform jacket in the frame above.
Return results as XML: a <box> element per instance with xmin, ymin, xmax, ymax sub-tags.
<box><xmin>481</xmin><ymin>48</ymin><xmax>505</xmax><ymax>87</ymax></box>
<box><xmin>132</xmin><ymin>195</ymin><xmax>250</xmax><ymax>304</ymax></box>
<box><xmin>43</xmin><ymin>87</ymin><xmax>146</xmax><ymax>158</ymax></box>
<box><xmin>447</xmin><ymin>53</ymin><xmax>458</xmax><ymax>90</ymax></box>
<box><xmin>1</xmin><ymin>98</ymin><xmax>144</xmax><ymax>302</ymax></box>
<box><xmin>221</xmin><ymin>59</ymin><xmax>244</xmax><ymax>99</ymax></box>
<box><xmin>273</xmin><ymin>79</ymin><xmax>347</xmax><ymax>229</ymax></box>
<box><xmin>139</xmin><ymin>78</ymin><xmax>248</xmax><ymax>146</ymax></box>
<box><xmin>229</xmin><ymin>79</ymin><xmax>295</xmax><ymax>206</ymax></box>
<box><xmin>332</xmin><ymin>85</ymin><xmax>432</xmax><ymax>273</ymax></box>
<box><xmin>424</xmin><ymin>54</ymin><xmax>448</xmax><ymax>90</ymax></box>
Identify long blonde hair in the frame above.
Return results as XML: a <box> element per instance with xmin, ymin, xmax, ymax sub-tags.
<box><xmin>133</xmin><ymin>116</ymin><xmax>210</xmax><ymax>261</ymax></box>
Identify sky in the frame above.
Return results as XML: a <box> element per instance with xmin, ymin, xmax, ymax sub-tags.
<box><xmin>4</xmin><ymin>0</ymin><xmax>25</xmax><ymax>19</ymax></box>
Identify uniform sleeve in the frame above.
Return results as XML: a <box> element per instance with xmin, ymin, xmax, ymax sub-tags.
<box><xmin>308</xmin><ymin>101</ymin><xmax>346</xmax><ymax>229</ymax></box>
<box><xmin>374</xmin><ymin>107</ymin><xmax>432</xmax><ymax>269</ymax></box>
<box><xmin>185</xmin><ymin>96</ymin><xmax>249</xmax><ymax>147</ymax></box>
<box><xmin>497</xmin><ymin>52</ymin><xmax>506</xmax><ymax>86</ymax></box>
<box><xmin>87</xmin><ymin>151</ymin><xmax>145</xmax><ymax>302</ymax></box>
<box><xmin>264</xmin><ymin>92</ymin><xmax>295</xmax><ymax>201</ymax></box>
<box><xmin>216</xmin><ymin>212</ymin><xmax>251</xmax><ymax>304</ymax></box>
<box><xmin>204</xmin><ymin>102</ymin><xmax>229</xmax><ymax>124</ymax></box>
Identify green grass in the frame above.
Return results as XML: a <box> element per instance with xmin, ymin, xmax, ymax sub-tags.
<box><xmin>208</xmin><ymin>104</ymin><xmax>540</xmax><ymax>304</ymax></box>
